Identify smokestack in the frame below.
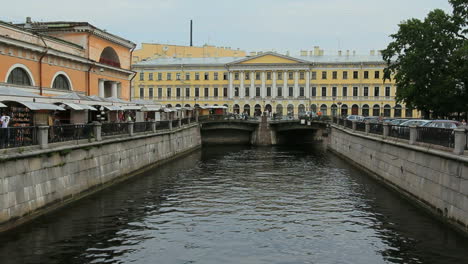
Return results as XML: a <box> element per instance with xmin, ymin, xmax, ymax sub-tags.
<box><xmin>190</xmin><ymin>20</ymin><xmax>193</xmax><ymax>47</ymax></box>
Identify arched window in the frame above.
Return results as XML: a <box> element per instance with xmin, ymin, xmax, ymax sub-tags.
<box><xmin>384</xmin><ymin>104</ymin><xmax>391</xmax><ymax>117</ymax></box>
<box><xmin>287</xmin><ymin>104</ymin><xmax>294</xmax><ymax>117</ymax></box>
<box><xmin>175</xmin><ymin>104</ymin><xmax>181</xmax><ymax>107</ymax></box>
<box><xmin>184</xmin><ymin>104</ymin><xmax>191</xmax><ymax>107</ymax></box>
<box><xmin>373</xmin><ymin>104</ymin><xmax>380</xmax><ymax>116</ymax></box>
<box><xmin>233</xmin><ymin>104</ymin><xmax>240</xmax><ymax>114</ymax></box>
<box><xmin>243</xmin><ymin>104</ymin><xmax>251</xmax><ymax>116</ymax></box>
<box><xmin>351</xmin><ymin>104</ymin><xmax>359</xmax><ymax>115</ymax></box>
<box><xmin>362</xmin><ymin>104</ymin><xmax>370</xmax><ymax>117</ymax></box>
<box><xmin>52</xmin><ymin>74</ymin><xmax>70</xmax><ymax>90</ymax></box>
<box><xmin>298</xmin><ymin>104</ymin><xmax>305</xmax><ymax>115</ymax></box>
<box><xmin>7</xmin><ymin>67</ymin><xmax>32</xmax><ymax>86</ymax></box>
<box><xmin>331</xmin><ymin>104</ymin><xmax>338</xmax><ymax>116</ymax></box>
<box><xmin>99</xmin><ymin>47</ymin><xmax>121</xmax><ymax>68</ymax></box>
<box><xmin>394</xmin><ymin>104</ymin><xmax>402</xmax><ymax>117</ymax></box>
<box><xmin>320</xmin><ymin>104</ymin><xmax>328</xmax><ymax>116</ymax></box>
<box><xmin>341</xmin><ymin>104</ymin><xmax>348</xmax><ymax>116</ymax></box>
<box><xmin>310</xmin><ymin>104</ymin><xmax>317</xmax><ymax>113</ymax></box>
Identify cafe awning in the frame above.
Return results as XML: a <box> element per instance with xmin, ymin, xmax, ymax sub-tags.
<box><xmin>103</xmin><ymin>105</ymin><xmax>122</xmax><ymax>111</ymax></box>
<box><xmin>57</xmin><ymin>102</ymin><xmax>98</xmax><ymax>111</ymax></box>
<box><xmin>141</xmin><ymin>105</ymin><xmax>162</xmax><ymax>111</ymax></box>
<box><xmin>121</xmin><ymin>105</ymin><xmax>142</xmax><ymax>110</ymax></box>
<box><xmin>0</xmin><ymin>102</ymin><xmax>7</xmax><ymax>108</ymax></box>
<box><xmin>16</xmin><ymin>101</ymin><xmax>65</xmax><ymax>111</ymax></box>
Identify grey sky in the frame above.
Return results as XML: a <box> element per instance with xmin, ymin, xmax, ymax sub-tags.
<box><xmin>1</xmin><ymin>0</ymin><xmax>453</xmax><ymax>55</ymax></box>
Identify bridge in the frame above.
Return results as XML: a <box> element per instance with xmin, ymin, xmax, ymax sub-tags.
<box><xmin>199</xmin><ymin>115</ymin><xmax>328</xmax><ymax>145</ymax></box>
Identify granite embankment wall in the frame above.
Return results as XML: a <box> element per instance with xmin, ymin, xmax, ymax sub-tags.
<box><xmin>0</xmin><ymin>124</ymin><xmax>201</xmax><ymax>232</ymax></box>
<box><xmin>328</xmin><ymin>125</ymin><xmax>468</xmax><ymax>235</ymax></box>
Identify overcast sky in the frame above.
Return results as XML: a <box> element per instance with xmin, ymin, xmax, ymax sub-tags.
<box><xmin>1</xmin><ymin>0</ymin><xmax>453</xmax><ymax>55</ymax></box>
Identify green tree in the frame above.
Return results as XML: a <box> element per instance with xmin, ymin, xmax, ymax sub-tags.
<box><xmin>382</xmin><ymin>0</ymin><xmax>468</xmax><ymax>118</ymax></box>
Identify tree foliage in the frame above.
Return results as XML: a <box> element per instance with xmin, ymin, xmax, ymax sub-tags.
<box><xmin>382</xmin><ymin>0</ymin><xmax>468</xmax><ymax>118</ymax></box>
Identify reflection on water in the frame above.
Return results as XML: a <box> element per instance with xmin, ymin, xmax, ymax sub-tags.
<box><xmin>0</xmin><ymin>144</ymin><xmax>467</xmax><ymax>264</ymax></box>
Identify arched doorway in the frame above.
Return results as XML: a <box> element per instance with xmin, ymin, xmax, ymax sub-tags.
<box><xmin>384</xmin><ymin>104</ymin><xmax>391</xmax><ymax>117</ymax></box>
<box><xmin>331</xmin><ymin>104</ymin><xmax>337</xmax><ymax>117</ymax></box>
<box><xmin>194</xmin><ymin>104</ymin><xmax>200</xmax><ymax>108</ymax></box>
<box><xmin>351</xmin><ymin>104</ymin><xmax>359</xmax><ymax>115</ymax></box>
<box><xmin>175</xmin><ymin>104</ymin><xmax>181</xmax><ymax>107</ymax></box>
<box><xmin>298</xmin><ymin>104</ymin><xmax>305</xmax><ymax>117</ymax></box>
<box><xmin>254</xmin><ymin>104</ymin><xmax>262</xmax><ymax>116</ymax></box>
<box><xmin>341</xmin><ymin>104</ymin><xmax>348</xmax><ymax>116</ymax></box>
<box><xmin>320</xmin><ymin>104</ymin><xmax>327</xmax><ymax>116</ymax></box>
<box><xmin>394</xmin><ymin>104</ymin><xmax>402</xmax><ymax>117</ymax></box>
<box><xmin>276</xmin><ymin>104</ymin><xmax>283</xmax><ymax>117</ymax></box>
<box><xmin>287</xmin><ymin>104</ymin><xmax>294</xmax><ymax>117</ymax></box>
<box><xmin>310</xmin><ymin>104</ymin><xmax>317</xmax><ymax>113</ymax></box>
<box><xmin>362</xmin><ymin>104</ymin><xmax>369</xmax><ymax>116</ymax></box>
<box><xmin>264</xmin><ymin>104</ymin><xmax>272</xmax><ymax>114</ymax></box>
<box><xmin>243</xmin><ymin>104</ymin><xmax>251</xmax><ymax>116</ymax></box>
<box><xmin>373</xmin><ymin>104</ymin><xmax>380</xmax><ymax>116</ymax></box>
<box><xmin>233</xmin><ymin>104</ymin><xmax>240</xmax><ymax>114</ymax></box>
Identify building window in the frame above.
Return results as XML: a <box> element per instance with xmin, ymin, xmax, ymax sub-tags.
<box><xmin>185</xmin><ymin>73</ymin><xmax>190</xmax><ymax>80</ymax></box>
<box><xmin>374</xmin><ymin>87</ymin><xmax>379</xmax><ymax>97</ymax></box>
<box><xmin>353</xmin><ymin>71</ymin><xmax>358</xmax><ymax>79</ymax></box>
<box><xmin>176</xmin><ymin>73</ymin><xmax>181</xmax><ymax>80</ymax></box>
<box><xmin>288</xmin><ymin>86</ymin><xmax>293</xmax><ymax>97</ymax></box>
<box><xmin>299</xmin><ymin>87</ymin><xmax>304</xmax><ymax>97</ymax></box>
<box><xmin>195</xmin><ymin>87</ymin><xmax>199</xmax><ymax>97</ymax></box>
<box><xmin>343</xmin><ymin>71</ymin><xmax>348</xmax><ymax>80</ymax></box>
<box><xmin>267</xmin><ymin>87</ymin><xmax>271</xmax><ymax>97</ymax></box>
<box><xmin>322</xmin><ymin>71</ymin><xmax>327</xmax><ymax>79</ymax></box>
<box><xmin>332</xmin><ymin>71</ymin><xmax>337</xmax><ymax>79</ymax></box>
<box><xmin>223</xmin><ymin>72</ymin><xmax>228</xmax><ymax>80</ymax></box>
<box><xmin>299</xmin><ymin>72</ymin><xmax>305</xmax><ymax>80</ymax></box>
<box><xmin>322</xmin><ymin>87</ymin><xmax>327</xmax><ymax>97</ymax></box>
<box><xmin>148</xmin><ymin>87</ymin><xmax>154</xmax><ymax>99</ymax></box>
<box><xmin>52</xmin><ymin>74</ymin><xmax>70</xmax><ymax>90</ymax></box>
<box><xmin>176</xmin><ymin>87</ymin><xmax>181</xmax><ymax>97</ymax></box>
<box><xmin>224</xmin><ymin>87</ymin><xmax>228</xmax><ymax>97</ymax></box>
<box><xmin>204</xmin><ymin>72</ymin><xmax>209</xmax><ymax>80</ymax></box>
<box><xmin>375</xmin><ymin>71</ymin><xmax>380</xmax><ymax>79</ymax></box>
<box><xmin>363</xmin><ymin>87</ymin><xmax>369</xmax><ymax>97</ymax></box>
<box><xmin>139</xmin><ymin>87</ymin><xmax>144</xmax><ymax>99</ymax></box>
<box><xmin>139</xmin><ymin>72</ymin><xmax>144</xmax><ymax>81</ymax></box>
<box><xmin>256</xmin><ymin>87</ymin><xmax>260</xmax><ymax>96</ymax></box>
<box><xmin>167</xmin><ymin>87</ymin><xmax>171</xmax><ymax>98</ymax></box>
<box><xmin>405</xmin><ymin>108</ymin><xmax>413</xmax><ymax>118</ymax></box>
<box><xmin>234</xmin><ymin>73</ymin><xmax>239</xmax><ymax>80</ymax></box>
<box><xmin>267</xmin><ymin>72</ymin><xmax>271</xmax><ymax>80</ymax></box>
<box><xmin>385</xmin><ymin>86</ymin><xmax>391</xmax><ymax>97</ymax></box>
<box><xmin>235</xmin><ymin>87</ymin><xmax>239</xmax><ymax>97</ymax></box>
<box><xmin>185</xmin><ymin>87</ymin><xmax>190</xmax><ymax>98</ymax></box>
<box><xmin>311</xmin><ymin>87</ymin><xmax>316</xmax><ymax>97</ymax></box>
<box><xmin>342</xmin><ymin>87</ymin><xmax>347</xmax><ymax>97</ymax></box>
<box><xmin>167</xmin><ymin>73</ymin><xmax>172</xmax><ymax>80</ymax></box>
<box><xmin>277</xmin><ymin>72</ymin><xmax>282</xmax><ymax>80</ymax></box>
<box><xmin>214</xmin><ymin>72</ymin><xmax>219</xmax><ymax>80</ymax></box>
<box><xmin>332</xmin><ymin>87</ymin><xmax>337</xmax><ymax>97</ymax></box>
<box><xmin>277</xmin><ymin>87</ymin><xmax>282</xmax><ymax>97</ymax></box>
<box><xmin>311</xmin><ymin>71</ymin><xmax>317</xmax><ymax>80</ymax></box>
<box><xmin>288</xmin><ymin>72</ymin><xmax>293</xmax><ymax>80</ymax></box>
<box><xmin>195</xmin><ymin>73</ymin><xmax>200</xmax><ymax>80</ymax></box>
<box><xmin>353</xmin><ymin>87</ymin><xmax>358</xmax><ymax>97</ymax></box>
<box><xmin>204</xmin><ymin>87</ymin><xmax>209</xmax><ymax>97</ymax></box>
<box><xmin>158</xmin><ymin>73</ymin><xmax>162</xmax><ymax>80</ymax></box>
<box><xmin>214</xmin><ymin>87</ymin><xmax>219</xmax><ymax>97</ymax></box>
<box><xmin>363</xmin><ymin>71</ymin><xmax>369</xmax><ymax>79</ymax></box>
<box><xmin>256</xmin><ymin>72</ymin><xmax>260</xmax><ymax>80</ymax></box>
<box><xmin>158</xmin><ymin>87</ymin><xmax>163</xmax><ymax>98</ymax></box>
<box><xmin>245</xmin><ymin>72</ymin><xmax>250</xmax><ymax>80</ymax></box>
<box><xmin>245</xmin><ymin>87</ymin><xmax>250</xmax><ymax>97</ymax></box>
<box><xmin>149</xmin><ymin>73</ymin><xmax>153</xmax><ymax>81</ymax></box>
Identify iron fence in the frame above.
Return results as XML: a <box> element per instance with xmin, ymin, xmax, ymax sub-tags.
<box><xmin>345</xmin><ymin>120</ymin><xmax>353</xmax><ymax>129</ymax></box>
<box><xmin>172</xmin><ymin>120</ymin><xmax>180</xmax><ymax>128</ymax></box>
<box><xmin>134</xmin><ymin>122</ymin><xmax>153</xmax><ymax>133</ymax></box>
<box><xmin>181</xmin><ymin>118</ymin><xmax>190</xmax><ymax>126</ymax></box>
<box><xmin>49</xmin><ymin>124</ymin><xmax>94</xmax><ymax>143</ymax></box>
<box><xmin>101</xmin><ymin>122</ymin><xmax>128</xmax><ymax>137</ymax></box>
<box><xmin>156</xmin><ymin>120</ymin><xmax>171</xmax><ymax>130</ymax></box>
<box><xmin>389</xmin><ymin>125</ymin><xmax>410</xmax><ymax>140</ymax></box>
<box><xmin>356</xmin><ymin>122</ymin><xmax>366</xmax><ymax>132</ymax></box>
<box><xmin>369</xmin><ymin>123</ymin><xmax>383</xmax><ymax>135</ymax></box>
<box><xmin>416</xmin><ymin>127</ymin><xmax>454</xmax><ymax>148</ymax></box>
<box><xmin>190</xmin><ymin>116</ymin><xmax>196</xmax><ymax>123</ymax></box>
<box><xmin>0</xmin><ymin>126</ymin><xmax>37</xmax><ymax>149</ymax></box>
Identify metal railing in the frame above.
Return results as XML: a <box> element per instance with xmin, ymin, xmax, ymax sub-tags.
<box><xmin>0</xmin><ymin>126</ymin><xmax>37</xmax><ymax>149</ymax></box>
<box><xmin>417</xmin><ymin>127</ymin><xmax>454</xmax><ymax>148</ymax></box>
<box><xmin>356</xmin><ymin>122</ymin><xmax>366</xmax><ymax>132</ymax></box>
<box><xmin>172</xmin><ymin>120</ymin><xmax>180</xmax><ymax>128</ymax></box>
<box><xmin>389</xmin><ymin>125</ymin><xmax>410</xmax><ymax>140</ymax></box>
<box><xmin>156</xmin><ymin>120</ymin><xmax>171</xmax><ymax>130</ymax></box>
<box><xmin>101</xmin><ymin>122</ymin><xmax>128</xmax><ymax>137</ymax></box>
<box><xmin>369</xmin><ymin>123</ymin><xmax>383</xmax><ymax>135</ymax></box>
<box><xmin>49</xmin><ymin>124</ymin><xmax>94</xmax><ymax>143</ymax></box>
<box><xmin>345</xmin><ymin>120</ymin><xmax>353</xmax><ymax>129</ymax></box>
<box><xmin>181</xmin><ymin>117</ymin><xmax>190</xmax><ymax>126</ymax></box>
<box><xmin>134</xmin><ymin>122</ymin><xmax>153</xmax><ymax>133</ymax></box>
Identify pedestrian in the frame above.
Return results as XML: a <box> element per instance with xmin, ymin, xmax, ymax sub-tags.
<box><xmin>0</xmin><ymin>112</ymin><xmax>11</xmax><ymax>148</ymax></box>
<box><xmin>462</xmin><ymin>119</ymin><xmax>467</xmax><ymax>126</ymax></box>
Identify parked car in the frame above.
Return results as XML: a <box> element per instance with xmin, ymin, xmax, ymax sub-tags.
<box><xmin>389</xmin><ymin>119</ymin><xmax>408</xmax><ymax>125</ymax></box>
<box><xmin>422</xmin><ymin>120</ymin><xmax>460</xmax><ymax>129</ymax></box>
<box><xmin>362</xmin><ymin>116</ymin><xmax>379</xmax><ymax>123</ymax></box>
<box><xmin>398</xmin><ymin>119</ymin><xmax>431</xmax><ymax>127</ymax></box>
<box><xmin>346</xmin><ymin>115</ymin><xmax>364</xmax><ymax>122</ymax></box>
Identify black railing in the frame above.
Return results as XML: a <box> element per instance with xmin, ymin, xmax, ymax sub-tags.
<box><xmin>0</xmin><ymin>126</ymin><xmax>37</xmax><ymax>149</ymax></box>
<box><xmin>181</xmin><ymin>117</ymin><xmax>190</xmax><ymax>126</ymax></box>
<box><xmin>49</xmin><ymin>124</ymin><xmax>94</xmax><ymax>143</ymax></box>
<box><xmin>369</xmin><ymin>123</ymin><xmax>383</xmax><ymax>135</ymax></box>
<box><xmin>101</xmin><ymin>122</ymin><xmax>128</xmax><ymax>137</ymax></box>
<box><xmin>417</xmin><ymin>127</ymin><xmax>454</xmax><ymax>148</ymax></box>
<box><xmin>172</xmin><ymin>120</ymin><xmax>180</xmax><ymax>128</ymax></box>
<box><xmin>389</xmin><ymin>125</ymin><xmax>410</xmax><ymax>140</ymax></box>
<box><xmin>356</xmin><ymin>122</ymin><xmax>366</xmax><ymax>132</ymax></box>
<box><xmin>345</xmin><ymin>120</ymin><xmax>353</xmax><ymax>129</ymax></box>
<box><xmin>156</xmin><ymin>120</ymin><xmax>170</xmax><ymax>130</ymax></box>
<box><xmin>190</xmin><ymin>116</ymin><xmax>196</xmax><ymax>123</ymax></box>
<box><xmin>134</xmin><ymin>122</ymin><xmax>153</xmax><ymax>133</ymax></box>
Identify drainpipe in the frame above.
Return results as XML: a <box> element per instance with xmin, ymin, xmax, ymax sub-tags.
<box><xmin>129</xmin><ymin>46</ymin><xmax>136</xmax><ymax>101</ymax></box>
<box><xmin>38</xmin><ymin>35</ymin><xmax>49</xmax><ymax>96</ymax></box>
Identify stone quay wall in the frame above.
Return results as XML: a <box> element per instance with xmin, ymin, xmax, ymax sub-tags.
<box><xmin>0</xmin><ymin>124</ymin><xmax>201</xmax><ymax>232</ymax></box>
<box><xmin>328</xmin><ymin>125</ymin><xmax>468</xmax><ymax>235</ymax></box>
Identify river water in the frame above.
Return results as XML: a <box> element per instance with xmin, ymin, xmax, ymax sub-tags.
<box><xmin>0</xmin><ymin>144</ymin><xmax>467</xmax><ymax>264</ymax></box>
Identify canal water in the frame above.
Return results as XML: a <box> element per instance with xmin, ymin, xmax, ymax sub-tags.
<box><xmin>0</xmin><ymin>145</ymin><xmax>467</xmax><ymax>264</ymax></box>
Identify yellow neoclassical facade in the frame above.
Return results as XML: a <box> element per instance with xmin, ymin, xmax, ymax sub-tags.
<box><xmin>132</xmin><ymin>52</ymin><xmax>416</xmax><ymax>118</ymax></box>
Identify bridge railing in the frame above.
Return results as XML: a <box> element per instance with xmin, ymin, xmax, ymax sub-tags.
<box><xmin>49</xmin><ymin>124</ymin><xmax>94</xmax><ymax>143</ymax></box>
<box><xmin>0</xmin><ymin>126</ymin><xmax>38</xmax><ymax>149</ymax></box>
<box><xmin>416</xmin><ymin>127</ymin><xmax>454</xmax><ymax>148</ymax></box>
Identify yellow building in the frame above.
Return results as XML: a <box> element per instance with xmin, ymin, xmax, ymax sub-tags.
<box><xmin>132</xmin><ymin>51</ymin><xmax>416</xmax><ymax>118</ymax></box>
<box><xmin>132</xmin><ymin>43</ymin><xmax>246</xmax><ymax>63</ymax></box>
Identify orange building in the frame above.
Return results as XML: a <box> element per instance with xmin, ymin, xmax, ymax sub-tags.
<box><xmin>0</xmin><ymin>18</ymin><xmax>136</xmax><ymax>100</ymax></box>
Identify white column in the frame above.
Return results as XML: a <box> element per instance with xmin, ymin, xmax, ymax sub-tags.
<box><xmin>294</xmin><ymin>71</ymin><xmax>299</xmax><ymax>98</ymax></box>
<box><xmin>250</xmin><ymin>72</ymin><xmax>255</xmax><ymax>99</ymax></box>
<box><xmin>283</xmin><ymin>71</ymin><xmax>287</xmax><ymax>98</ymax></box>
<box><xmin>240</xmin><ymin>71</ymin><xmax>245</xmax><ymax>98</ymax></box>
<box><xmin>305</xmin><ymin>71</ymin><xmax>310</xmax><ymax>98</ymax></box>
<box><xmin>272</xmin><ymin>70</ymin><xmax>277</xmax><ymax>98</ymax></box>
<box><xmin>98</xmin><ymin>79</ymin><xmax>105</xmax><ymax>97</ymax></box>
<box><xmin>111</xmin><ymin>82</ymin><xmax>118</xmax><ymax>98</ymax></box>
<box><xmin>261</xmin><ymin>71</ymin><xmax>266</xmax><ymax>98</ymax></box>
<box><xmin>228</xmin><ymin>71</ymin><xmax>234</xmax><ymax>99</ymax></box>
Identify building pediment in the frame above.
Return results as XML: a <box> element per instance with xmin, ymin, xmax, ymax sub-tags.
<box><xmin>228</xmin><ymin>52</ymin><xmax>309</xmax><ymax>65</ymax></box>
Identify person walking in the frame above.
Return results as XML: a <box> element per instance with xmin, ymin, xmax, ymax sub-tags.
<box><xmin>0</xmin><ymin>112</ymin><xmax>11</xmax><ymax>148</ymax></box>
